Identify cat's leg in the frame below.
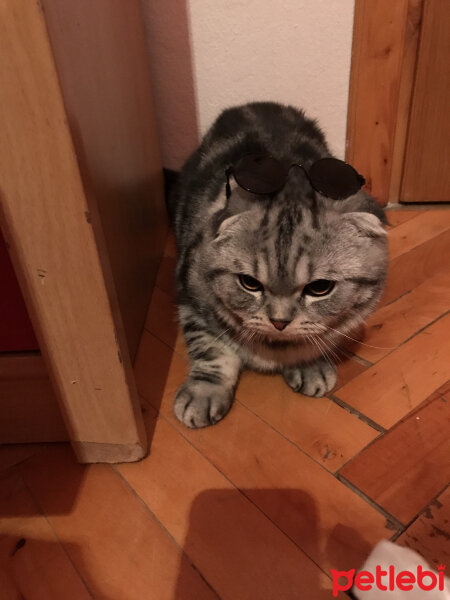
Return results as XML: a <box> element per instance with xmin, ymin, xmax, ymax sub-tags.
<box><xmin>174</xmin><ymin>315</ymin><xmax>241</xmax><ymax>428</ymax></box>
<box><xmin>282</xmin><ymin>357</ymin><xmax>337</xmax><ymax>397</ymax></box>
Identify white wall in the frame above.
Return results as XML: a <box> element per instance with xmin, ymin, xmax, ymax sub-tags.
<box><xmin>142</xmin><ymin>0</ymin><xmax>355</xmax><ymax>169</ymax></box>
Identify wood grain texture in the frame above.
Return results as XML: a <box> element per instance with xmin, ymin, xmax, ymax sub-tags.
<box><xmin>1</xmin><ymin>205</ymin><xmax>448</xmax><ymax>597</ymax></box>
<box><xmin>136</xmin><ymin>328</ymin><xmax>377</xmax><ymax>472</ymax></box>
<box><xmin>340</xmin><ymin>392</ymin><xmax>450</xmax><ymax>524</ymax></box>
<box><xmin>155</xmin><ymin>254</ymin><xmax>177</xmax><ymax>297</ymax></box>
<box><xmin>42</xmin><ymin>0</ymin><xmax>168</xmax><ymax>359</ymax></box>
<box><xmin>346</xmin><ymin>0</ymin><xmax>411</xmax><ymax>205</ymax></box>
<box><xmin>133</xmin><ymin>334</ymin><xmax>389</xmax><ymax>578</ymax></box>
<box><xmin>144</xmin><ymin>286</ymin><xmax>179</xmax><ymax>350</ymax></box>
<box><xmin>0</xmin><ymin>354</ymin><xmax>67</xmax><ymax>444</ymax></box>
<box><xmin>380</xmin><ymin>228</ymin><xmax>450</xmax><ymax>306</ymax></box>
<box><xmin>387</xmin><ymin>210</ymin><xmax>450</xmax><ymax>262</ymax></box>
<box><xmin>335</xmin><ymin>314</ymin><xmax>450</xmax><ymax>428</ymax></box>
<box><xmin>388</xmin><ymin>0</ymin><xmax>423</xmax><ymax>203</ymax></box>
<box><xmin>133</xmin><ymin>329</ymin><xmax>187</xmax><ymax>411</ymax></box>
<box><xmin>356</xmin><ymin>269</ymin><xmax>450</xmax><ymax>362</ymax></box>
<box><xmin>0</xmin><ymin>1</ymin><xmax>146</xmax><ymax>461</ymax></box>
<box><xmin>0</xmin><ymin>444</ymin><xmax>43</xmax><ymax>475</ymax></box>
<box><xmin>19</xmin><ymin>446</ymin><xmax>216</xmax><ymax>600</ymax></box>
<box><xmin>397</xmin><ymin>485</ymin><xmax>450</xmax><ymax>567</ymax></box>
<box><xmin>117</xmin><ymin>415</ymin><xmax>342</xmax><ymax>599</ymax></box>
<box><xmin>401</xmin><ymin>0</ymin><xmax>450</xmax><ymax>202</ymax></box>
<box><xmin>143</xmin><ymin>234</ymin><xmax>178</xmax><ymax>348</ymax></box>
<box><xmin>134</xmin><ymin>403</ymin><xmax>393</xmax><ymax>575</ymax></box>
<box><xmin>385</xmin><ymin>209</ymin><xmax>425</xmax><ymax>228</ymax></box>
<box><xmin>235</xmin><ymin>369</ymin><xmax>378</xmax><ymax>472</ymax></box>
<box><xmin>0</xmin><ymin>469</ymin><xmax>92</xmax><ymax>600</ymax></box>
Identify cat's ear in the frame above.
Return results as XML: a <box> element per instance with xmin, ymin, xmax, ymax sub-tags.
<box><xmin>213</xmin><ymin>210</ymin><xmax>254</xmax><ymax>242</ymax></box>
<box><xmin>340</xmin><ymin>212</ymin><xmax>387</xmax><ymax>238</ymax></box>
<box><xmin>339</xmin><ymin>192</ymin><xmax>387</xmax><ymax>225</ymax></box>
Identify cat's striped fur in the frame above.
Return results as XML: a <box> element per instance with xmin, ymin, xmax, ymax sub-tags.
<box><xmin>172</xmin><ymin>102</ymin><xmax>387</xmax><ymax>428</ymax></box>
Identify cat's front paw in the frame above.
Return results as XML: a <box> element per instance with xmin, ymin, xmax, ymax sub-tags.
<box><xmin>283</xmin><ymin>359</ymin><xmax>337</xmax><ymax>397</ymax></box>
<box><xmin>174</xmin><ymin>380</ymin><xmax>233</xmax><ymax>428</ymax></box>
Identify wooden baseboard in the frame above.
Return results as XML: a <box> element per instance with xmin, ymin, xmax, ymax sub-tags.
<box><xmin>0</xmin><ymin>353</ymin><xmax>68</xmax><ymax>443</ymax></box>
<box><xmin>72</xmin><ymin>441</ymin><xmax>147</xmax><ymax>464</ymax></box>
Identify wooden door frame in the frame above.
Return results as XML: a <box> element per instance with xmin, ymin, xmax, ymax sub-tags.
<box><xmin>346</xmin><ymin>0</ymin><xmax>423</xmax><ymax>206</ymax></box>
<box><xmin>0</xmin><ymin>0</ymin><xmax>164</xmax><ymax>463</ymax></box>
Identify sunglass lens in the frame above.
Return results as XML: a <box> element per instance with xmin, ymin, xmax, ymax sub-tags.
<box><xmin>234</xmin><ymin>154</ymin><xmax>287</xmax><ymax>195</ymax></box>
<box><xmin>308</xmin><ymin>158</ymin><xmax>365</xmax><ymax>200</ymax></box>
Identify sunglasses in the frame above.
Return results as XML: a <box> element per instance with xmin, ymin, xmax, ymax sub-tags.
<box><xmin>225</xmin><ymin>154</ymin><xmax>365</xmax><ymax>200</ymax></box>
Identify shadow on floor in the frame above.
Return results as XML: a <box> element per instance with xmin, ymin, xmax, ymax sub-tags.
<box><xmin>0</xmin><ymin>449</ymin><xmax>84</xmax><ymax>518</ymax></box>
<box><xmin>173</xmin><ymin>488</ymin><xmax>373</xmax><ymax>599</ymax></box>
<box><xmin>0</xmin><ymin>534</ymin><xmax>117</xmax><ymax>600</ymax></box>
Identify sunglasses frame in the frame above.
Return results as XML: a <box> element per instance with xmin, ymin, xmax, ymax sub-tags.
<box><xmin>225</xmin><ymin>154</ymin><xmax>365</xmax><ymax>201</ymax></box>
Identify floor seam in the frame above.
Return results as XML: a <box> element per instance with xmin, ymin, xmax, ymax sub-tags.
<box><xmin>155</xmin><ymin>409</ymin><xmax>335</xmax><ymax>583</ymax></box>
<box><xmin>343</xmin><ymin>352</ymin><xmax>373</xmax><ymax>368</ymax></box>
<box><xmin>352</xmin><ymin>308</ymin><xmax>450</xmax><ymax>365</ymax></box>
<box><xmin>235</xmin><ymin>396</ymin><xmax>361</xmax><ymax>474</ymax></box>
<box><xmin>334</xmin><ymin>430</ymin><xmax>386</xmax><ymax>476</ymax></box>
<box><xmin>111</xmin><ymin>464</ymin><xmax>223</xmax><ymax>600</ymax></box>
<box><xmin>141</xmin><ymin>322</ymin><xmax>182</xmax><ymax>357</ymax></box>
<box><xmin>390</xmin><ymin>482</ymin><xmax>450</xmax><ymax>543</ymax></box>
<box><xmin>18</xmin><ymin>471</ymin><xmax>96</xmax><ymax>599</ymax></box>
<box><xmin>328</xmin><ymin>394</ymin><xmax>386</xmax><ymax>433</ymax></box>
<box><xmin>386</xmin><ymin>203</ymin><xmax>450</xmax><ymax>210</ymax></box>
<box><xmin>336</xmin><ymin>474</ymin><xmax>403</xmax><ymax>532</ymax></box>
<box><xmin>334</xmin><ymin>388</ymin><xmax>448</xmax><ymax>475</ymax></box>
<box><xmin>382</xmin><ymin>288</ymin><xmax>413</xmax><ymax>307</ymax></box>
<box><xmin>393</xmin><ymin>308</ymin><xmax>450</xmax><ymax>350</ymax></box>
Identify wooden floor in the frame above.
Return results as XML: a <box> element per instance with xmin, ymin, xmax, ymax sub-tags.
<box><xmin>1</xmin><ymin>208</ymin><xmax>449</xmax><ymax>599</ymax></box>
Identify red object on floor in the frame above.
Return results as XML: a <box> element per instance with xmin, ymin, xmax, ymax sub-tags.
<box><xmin>0</xmin><ymin>228</ymin><xmax>39</xmax><ymax>351</ymax></box>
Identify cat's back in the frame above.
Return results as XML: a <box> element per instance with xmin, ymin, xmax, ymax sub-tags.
<box><xmin>191</xmin><ymin>102</ymin><xmax>327</xmax><ymax>171</ymax></box>
<box><xmin>205</xmin><ymin>102</ymin><xmax>326</xmax><ymax>150</ymax></box>
<box><xmin>174</xmin><ymin>102</ymin><xmax>329</xmax><ymax>239</ymax></box>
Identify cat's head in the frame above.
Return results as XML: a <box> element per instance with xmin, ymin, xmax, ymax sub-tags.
<box><xmin>203</xmin><ymin>186</ymin><xmax>388</xmax><ymax>344</ymax></box>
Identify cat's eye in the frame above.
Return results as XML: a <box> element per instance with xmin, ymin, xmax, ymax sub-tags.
<box><xmin>303</xmin><ymin>279</ymin><xmax>335</xmax><ymax>297</ymax></box>
<box><xmin>238</xmin><ymin>274</ymin><xmax>264</xmax><ymax>292</ymax></box>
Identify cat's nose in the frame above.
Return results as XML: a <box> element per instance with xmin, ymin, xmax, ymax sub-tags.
<box><xmin>270</xmin><ymin>319</ymin><xmax>291</xmax><ymax>331</ymax></box>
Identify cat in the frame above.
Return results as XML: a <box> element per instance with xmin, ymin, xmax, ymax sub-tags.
<box><xmin>171</xmin><ymin>101</ymin><xmax>387</xmax><ymax>428</ymax></box>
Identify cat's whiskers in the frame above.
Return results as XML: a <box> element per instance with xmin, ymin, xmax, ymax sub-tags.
<box><xmin>203</xmin><ymin>328</ymin><xmax>231</xmax><ymax>352</ymax></box>
<box><xmin>306</xmin><ymin>333</ymin><xmax>330</xmax><ymax>370</ymax></box>
<box><xmin>301</xmin><ymin>321</ymin><xmax>365</xmax><ymax>363</ymax></box>
<box><xmin>305</xmin><ymin>334</ymin><xmax>324</xmax><ymax>359</ymax></box>
<box><xmin>313</xmin><ymin>336</ymin><xmax>334</xmax><ymax>370</ymax></box>
<box><xmin>237</xmin><ymin>326</ymin><xmax>259</xmax><ymax>348</ymax></box>
<box><xmin>312</xmin><ymin>334</ymin><xmax>339</xmax><ymax>368</ymax></box>
<box><xmin>320</xmin><ymin>323</ymin><xmax>396</xmax><ymax>351</ymax></box>
<box><xmin>321</xmin><ymin>334</ymin><xmax>352</xmax><ymax>363</ymax></box>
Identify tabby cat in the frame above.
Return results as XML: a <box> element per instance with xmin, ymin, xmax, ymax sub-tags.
<box><xmin>172</xmin><ymin>102</ymin><xmax>387</xmax><ymax>428</ymax></box>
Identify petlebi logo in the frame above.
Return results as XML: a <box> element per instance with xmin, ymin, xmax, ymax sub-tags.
<box><xmin>331</xmin><ymin>563</ymin><xmax>446</xmax><ymax>596</ymax></box>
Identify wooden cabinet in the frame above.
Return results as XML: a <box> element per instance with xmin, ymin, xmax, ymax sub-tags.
<box><xmin>0</xmin><ymin>1</ymin><xmax>167</xmax><ymax>462</ymax></box>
